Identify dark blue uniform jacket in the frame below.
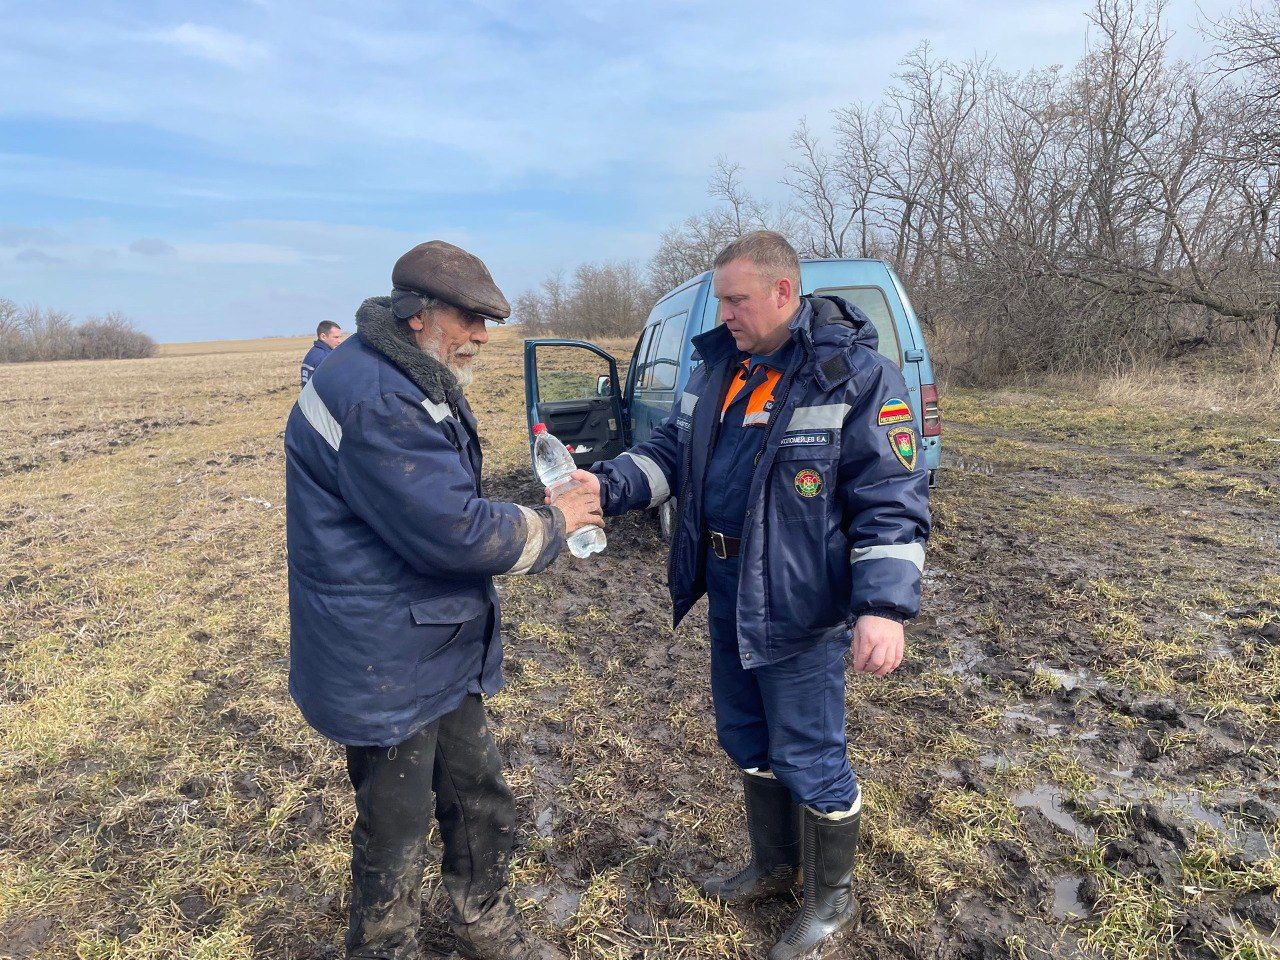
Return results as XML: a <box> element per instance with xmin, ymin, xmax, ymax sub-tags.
<box><xmin>300</xmin><ymin>339</ymin><xmax>332</xmax><ymax>386</ymax></box>
<box><xmin>592</xmin><ymin>295</ymin><xmax>930</xmax><ymax>668</ymax></box>
<box><xmin>285</xmin><ymin>297</ymin><xmax>564</xmax><ymax>746</ymax></box>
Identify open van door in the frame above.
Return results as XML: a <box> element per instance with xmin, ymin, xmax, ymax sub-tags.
<box><xmin>523</xmin><ymin>339</ymin><xmax>630</xmax><ymax>469</ymax></box>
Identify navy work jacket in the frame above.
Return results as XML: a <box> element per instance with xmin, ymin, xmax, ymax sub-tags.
<box><xmin>591</xmin><ymin>295</ymin><xmax>931</xmax><ymax>668</ymax></box>
<box><xmin>285</xmin><ymin>302</ymin><xmax>563</xmax><ymax>746</ymax></box>
<box><xmin>300</xmin><ymin>338</ymin><xmax>332</xmax><ymax>386</ymax></box>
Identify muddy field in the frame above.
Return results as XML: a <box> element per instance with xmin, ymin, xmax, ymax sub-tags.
<box><xmin>0</xmin><ymin>331</ymin><xmax>1277</xmax><ymax>960</ymax></box>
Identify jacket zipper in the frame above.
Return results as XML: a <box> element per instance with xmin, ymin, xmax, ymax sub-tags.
<box><xmin>672</xmin><ymin>365</ymin><xmax>727</xmax><ymax>592</ymax></box>
<box><xmin>742</xmin><ymin>341</ymin><xmax>808</xmax><ymax>641</ymax></box>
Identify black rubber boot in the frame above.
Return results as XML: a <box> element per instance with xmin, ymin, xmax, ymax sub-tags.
<box><xmin>699</xmin><ymin>772</ymin><xmax>800</xmax><ymax>904</ymax></box>
<box><xmin>768</xmin><ymin>806</ymin><xmax>860</xmax><ymax>960</ymax></box>
<box><xmin>453</xmin><ymin>897</ymin><xmax>567</xmax><ymax>960</ymax></box>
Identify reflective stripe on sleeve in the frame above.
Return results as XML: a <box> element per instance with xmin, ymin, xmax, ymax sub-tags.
<box><xmin>297</xmin><ymin>380</ymin><xmax>342</xmax><ymax>451</ymax></box>
<box><xmin>787</xmin><ymin>403</ymin><xmax>851</xmax><ymax>431</ymax></box>
<box><xmin>507</xmin><ymin>505</ymin><xmax>548</xmax><ymax>576</ymax></box>
<box><xmin>851</xmin><ymin>542</ymin><xmax>925</xmax><ymax>571</ymax></box>
<box><xmin>421</xmin><ymin>398</ymin><xmax>452</xmax><ymax>423</ymax></box>
<box><xmin>619</xmin><ymin>451</ymin><xmax>671</xmax><ymax>508</ymax></box>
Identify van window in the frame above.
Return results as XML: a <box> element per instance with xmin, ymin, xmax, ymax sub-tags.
<box><xmin>812</xmin><ymin>286</ymin><xmax>901</xmax><ymax>365</ymax></box>
<box><xmin>648</xmin><ymin>311</ymin><xmax>687</xmax><ymax>391</ymax></box>
<box><xmin>629</xmin><ymin>324</ymin><xmax>656</xmax><ymax>391</ymax></box>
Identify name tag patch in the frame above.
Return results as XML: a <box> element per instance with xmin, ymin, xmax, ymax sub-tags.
<box><xmin>780</xmin><ymin>430</ymin><xmax>831</xmax><ymax>447</ymax></box>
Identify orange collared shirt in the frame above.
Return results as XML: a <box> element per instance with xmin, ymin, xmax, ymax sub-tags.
<box><xmin>720</xmin><ymin>359</ymin><xmax>782</xmax><ymax>427</ymax></box>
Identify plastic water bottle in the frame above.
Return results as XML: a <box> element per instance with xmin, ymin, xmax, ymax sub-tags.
<box><xmin>532</xmin><ymin>423</ymin><xmax>606</xmax><ymax>558</ymax></box>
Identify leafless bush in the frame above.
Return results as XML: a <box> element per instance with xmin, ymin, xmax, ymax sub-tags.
<box><xmin>515</xmin><ymin>261</ymin><xmax>652</xmax><ymax>339</ymax></box>
<box><xmin>0</xmin><ymin>299</ymin><xmax>156</xmax><ymax>363</ymax></box>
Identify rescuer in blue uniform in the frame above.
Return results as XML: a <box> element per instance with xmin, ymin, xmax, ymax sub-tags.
<box><xmin>574</xmin><ymin>232</ymin><xmax>931</xmax><ymax>959</ymax></box>
<box><xmin>300</xmin><ymin>320</ymin><xmax>343</xmax><ymax>386</ymax></box>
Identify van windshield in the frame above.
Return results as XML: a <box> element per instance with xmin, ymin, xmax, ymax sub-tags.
<box><xmin>811</xmin><ymin>286</ymin><xmax>901</xmax><ymax>366</ymax></box>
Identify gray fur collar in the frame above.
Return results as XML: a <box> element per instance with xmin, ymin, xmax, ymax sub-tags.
<box><xmin>355</xmin><ymin>296</ymin><xmax>462</xmax><ymax>408</ymax></box>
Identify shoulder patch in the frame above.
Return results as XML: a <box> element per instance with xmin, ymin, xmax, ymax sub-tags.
<box><xmin>877</xmin><ymin>398</ymin><xmax>913</xmax><ymax>425</ymax></box>
<box><xmin>888</xmin><ymin>426</ymin><xmax>918</xmax><ymax>471</ymax></box>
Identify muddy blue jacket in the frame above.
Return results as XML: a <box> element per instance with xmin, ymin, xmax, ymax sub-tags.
<box><xmin>591</xmin><ymin>295</ymin><xmax>930</xmax><ymax>668</ymax></box>
<box><xmin>285</xmin><ymin>297</ymin><xmax>565</xmax><ymax>746</ymax></box>
<box><xmin>300</xmin><ymin>339</ymin><xmax>332</xmax><ymax>387</ymax></box>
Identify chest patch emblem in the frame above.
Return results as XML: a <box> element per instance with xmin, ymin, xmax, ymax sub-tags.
<box><xmin>794</xmin><ymin>468</ymin><xmax>824</xmax><ymax>498</ymax></box>
<box><xmin>889</xmin><ymin>427</ymin><xmax>919</xmax><ymax>470</ymax></box>
<box><xmin>878</xmin><ymin>398</ymin><xmax>913</xmax><ymax>425</ymax></box>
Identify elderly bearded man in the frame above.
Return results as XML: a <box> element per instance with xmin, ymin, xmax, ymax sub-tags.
<box><xmin>572</xmin><ymin>232</ymin><xmax>930</xmax><ymax>958</ymax></box>
<box><xmin>285</xmin><ymin>241</ymin><xmax>600</xmax><ymax>960</ymax></box>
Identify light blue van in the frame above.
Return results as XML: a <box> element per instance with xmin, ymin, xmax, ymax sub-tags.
<box><xmin>524</xmin><ymin>259</ymin><xmax>942</xmax><ymax>531</ymax></box>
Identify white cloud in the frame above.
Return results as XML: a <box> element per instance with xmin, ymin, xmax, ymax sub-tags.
<box><xmin>145</xmin><ymin>23</ymin><xmax>268</xmax><ymax>68</ymax></box>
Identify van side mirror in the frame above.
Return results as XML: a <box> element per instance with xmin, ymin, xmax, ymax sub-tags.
<box><xmin>596</xmin><ymin>375</ymin><xmax>612</xmax><ymax>397</ymax></box>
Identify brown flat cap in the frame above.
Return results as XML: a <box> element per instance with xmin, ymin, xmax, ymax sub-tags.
<box><xmin>391</xmin><ymin>240</ymin><xmax>510</xmax><ymax>322</ymax></box>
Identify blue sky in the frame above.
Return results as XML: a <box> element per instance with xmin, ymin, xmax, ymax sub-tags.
<box><xmin>0</xmin><ymin>0</ymin><xmax>1234</xmax><ymax>341</ymax></box>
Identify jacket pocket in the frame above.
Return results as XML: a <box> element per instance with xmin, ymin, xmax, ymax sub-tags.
<box><xmin>409</xmin><ymin>587</ymin><xmax>490</xmax><ymax>662</ymax></box>
<box><xmin>764</xmin><ymin>451</ymin><xmax>845</xmax><ymax>638</ymax></box>
<box><xmin>770</xmin><ymin>447</ymin><xmax>838</xmax><ymax>524</ymax></box>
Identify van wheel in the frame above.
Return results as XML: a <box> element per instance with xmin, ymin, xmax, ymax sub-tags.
<box><xmin>658</xmin><ymin>500</ymin><xmax>675</xmax><ymax>542</ymax></box>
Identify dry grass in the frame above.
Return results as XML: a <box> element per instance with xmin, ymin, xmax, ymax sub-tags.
<box><xmin>1092</xmin><ymin>355</ymin><xmax>1280</xmax><ymax>410</ymax></box>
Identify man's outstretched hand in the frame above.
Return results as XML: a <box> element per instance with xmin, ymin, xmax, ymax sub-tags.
<box><xmin>852</xmin><ymin>615</ymin><xmax>905</xmax><ymax>676</ymax></box>
<box><xmin>547</xmin><ymin>470</ymin><xmax>603</xmax><ymax>535</ymax></box>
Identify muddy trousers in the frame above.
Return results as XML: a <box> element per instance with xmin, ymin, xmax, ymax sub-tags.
<box><xmin>344</xmin><ymin>693</ymin><xmax>515</xmax><ymax>960</ymax></box>
<box><xmin>706</xmin><ymin>550</ymin><xmax>858</xmax><ymax>814</ymax></box>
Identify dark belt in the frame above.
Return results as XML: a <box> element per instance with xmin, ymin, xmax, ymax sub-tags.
<box><xmin>708</xmin><ymin>530</ymin><xmax>741</xmax><ymax>560</ymax></box>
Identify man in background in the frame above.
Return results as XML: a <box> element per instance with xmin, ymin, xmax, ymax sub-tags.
<box><xmin>300</xmin><ymin>320</ymin><xmax>344</xmax><ymax>386</ymax></box>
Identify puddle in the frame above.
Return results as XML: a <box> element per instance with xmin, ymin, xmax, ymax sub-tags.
<box><xmin>949</xmin><ymin>456</ymin><xmax>999</xmax><ymax>476</ymax></box>
<box><xmin>1004</xmin><ymin>709</ymin><xmax>1065</xmax><ymax>737</ymax></box>
<box><xmin>979</xmin><ymin>752</ymin><xmax>1014</xmax><ymax>772</ymax></box>
<box><xmin>1049</xmin><ymin>874</ymin><xmax>1088</xmax><ymax>920</ymax></box>
<box><xmin>944</xmin><ymin>637</ymin><xmax>986</xmax><ymax>676</ymax></box>
<box><xmin>1012</xmin><ymin>785</ymin><xmax>1097</xmax><ymax>844</ymax></box>
<box><xmin>1088</xmin><ymin>785</ymin><xmax>1278</xmax><ymax>863</ymax></box>
<box><xmin>1037</xmin><ymin>666</ymin><xmax>1097</xmax><ymax>692</ymax></box>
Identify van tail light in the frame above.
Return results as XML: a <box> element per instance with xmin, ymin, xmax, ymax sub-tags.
<box><xmin>921</xmin><ymin>383</ymin><xmax>942</xmax><ymax>437</ymax></box>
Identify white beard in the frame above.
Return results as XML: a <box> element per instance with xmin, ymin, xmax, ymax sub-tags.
<box><xmin>422</xmin><ymin>329</ymin><xmax>476</xmax><ymax>391</ymax></box>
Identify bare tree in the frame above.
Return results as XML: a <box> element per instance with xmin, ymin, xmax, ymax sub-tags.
<box><xmin>514</xmin><ymin>261</ymin><xmax>651</xmax><ymax>339</ymax></box>
<box><xmin>648</xmin><ymin>157</ymin><xmax>794</xmax><ymax>290</ymax></box>
<box><xmin>0</xmin><ymin>299</ymin><xmax>156</xmax><ymax>363</ymax></box>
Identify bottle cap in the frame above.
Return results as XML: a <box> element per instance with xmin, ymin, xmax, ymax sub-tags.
<box><xmin>532</xmin><ymin>423</ymin><xmax>547</xmax><ymax>435</ymax></box>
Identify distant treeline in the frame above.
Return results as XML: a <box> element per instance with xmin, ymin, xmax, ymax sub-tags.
<box><xmin>519</xmin><ymin>0</ymin><xmax>1280</xmax><ymax>385</ymax></box>
<box><xmin>0</xmin><ymin>299</ymin><xmax>156</xmax><ymax>363</ymax></box>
